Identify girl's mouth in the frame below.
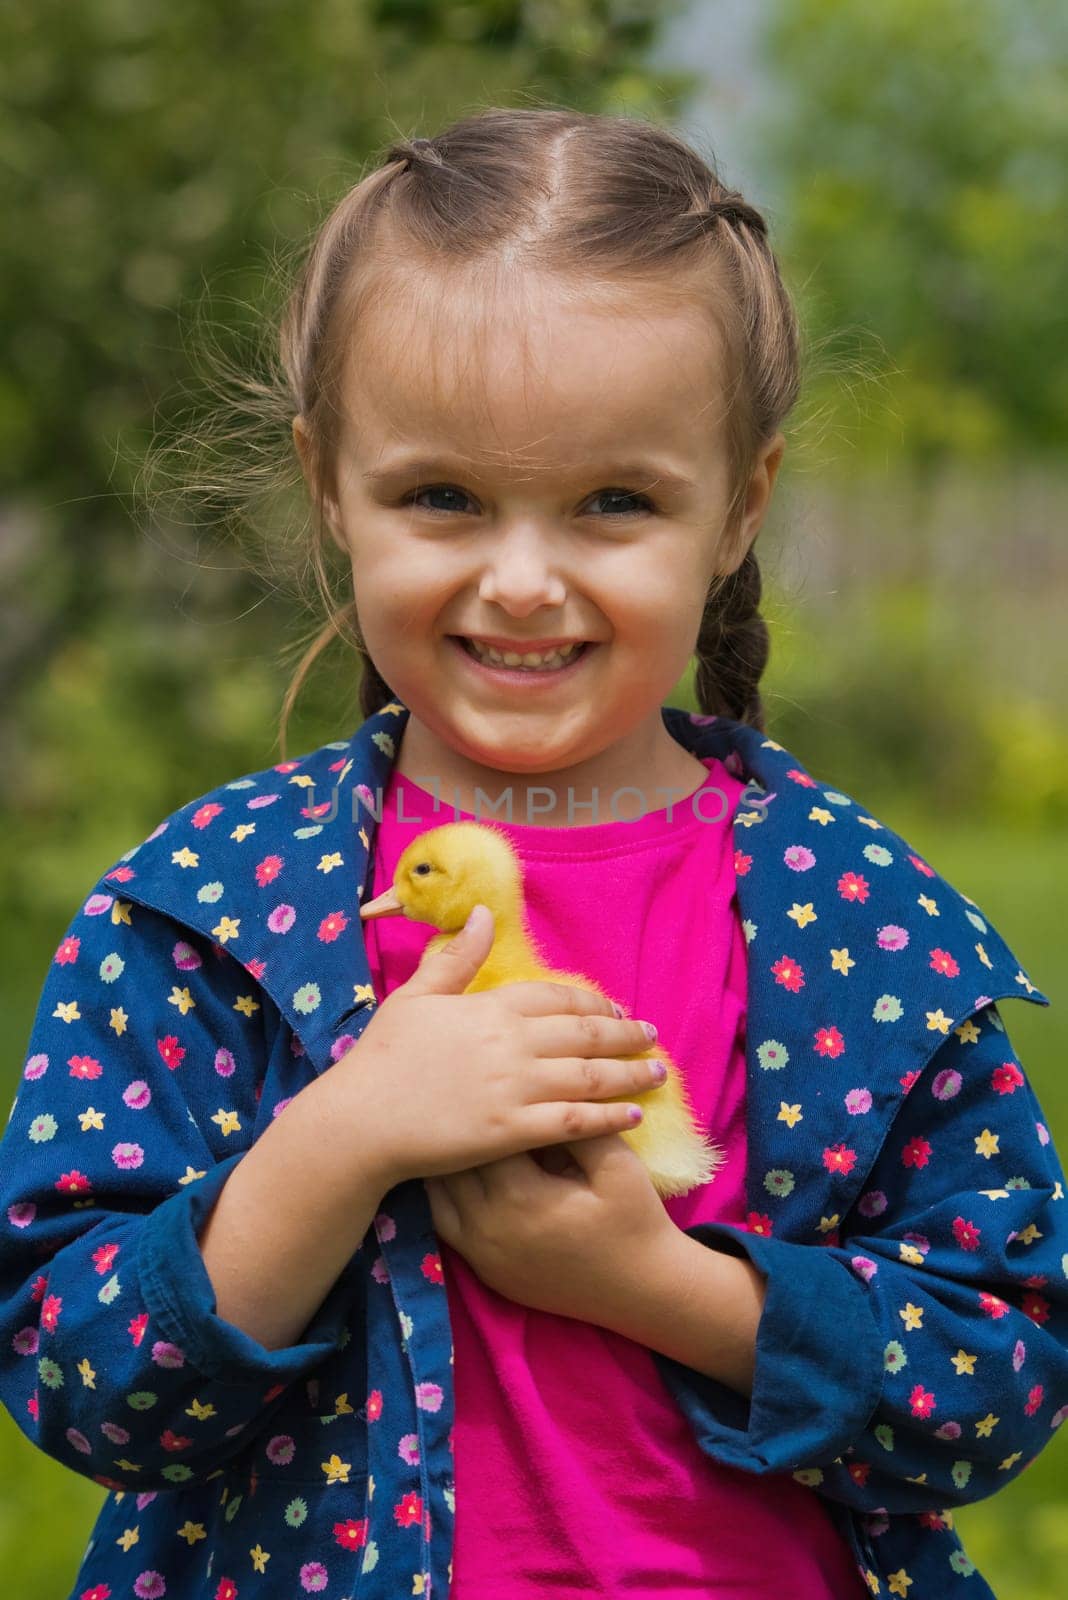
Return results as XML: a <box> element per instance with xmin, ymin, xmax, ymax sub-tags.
<box><xmin>448</xmin><ymin>635</ymin><xmax>596</xmax><ymax>687</ymax></box>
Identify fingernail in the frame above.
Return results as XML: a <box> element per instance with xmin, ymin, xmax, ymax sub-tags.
<box><xmin>627</xmin><ymin>1106</ymin><xmax>643</xmax><ymax>1124</ymax></box>
<box><xmin>642</xmin><ymin>1020</ymin><xmax>658</xmax><ymax>1042</ymax></box>
<box><xmin>651</xmin><ymin>1060</ymin><xmax>667</xmax><ymax>1081</ymax></box>
<box><xmin>612</xmin><ymin>1002</ymin><xmax>625</xmax><ymax>1018</ymax></box>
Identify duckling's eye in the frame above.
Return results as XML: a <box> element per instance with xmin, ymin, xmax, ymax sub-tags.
<box><xmin>412</xmin><ymin>862</ymin><xmax>432</xmax><ymax>877</ymax></box>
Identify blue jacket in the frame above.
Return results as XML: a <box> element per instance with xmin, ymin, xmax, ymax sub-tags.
<box><xmin>2</xmin><ymin>699</ymin><xmax>1066</xmax><ymax>1600</ymax></box>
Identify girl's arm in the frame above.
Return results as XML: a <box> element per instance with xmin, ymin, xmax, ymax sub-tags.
<box><xmin>197</xmin><ymin>1057</ymin><xmax>390</xmax><ymax>1351</ymax></box>
<box><xmin>647</xmin><ymin>1001</ymin><xmax>1068</xmax><ymax>1514</ymax></box>
<box><xmin>0</xmin><ymin>879</ymin><xmax>381</xmax><ymax>1492</ymax></box>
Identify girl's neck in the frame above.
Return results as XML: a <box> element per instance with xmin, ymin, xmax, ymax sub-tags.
<box><xmin>393</xmin><ymin>713</ymin><xmax>710</xmax><ymax>828</ymax></box>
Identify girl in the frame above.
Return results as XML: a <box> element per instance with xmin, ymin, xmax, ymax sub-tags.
<box><xmin>1</xmin><ymin>106</ymin><xmax>1065</xmax><ymax>1600</ymax></box>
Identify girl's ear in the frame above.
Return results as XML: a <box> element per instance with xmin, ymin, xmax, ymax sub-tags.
<box><xmin>725</xmin><ymin>430</ymin><xmax>787</xmax><ymax>573</ymax></box>
<box><xmin>292</xmin><ymin>415</ymin><xmax>347</xmax><ymax>552</ymax></box>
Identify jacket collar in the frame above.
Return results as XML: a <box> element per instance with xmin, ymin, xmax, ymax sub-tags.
<box><xmin>108</xmin><ymin>698</ymin><xmax>1048</xmax><ymax>1232</ymax></box>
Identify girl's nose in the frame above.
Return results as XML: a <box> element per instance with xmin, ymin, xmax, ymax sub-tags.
<box><xmin>476</xmin><ymin>523</ymin><xmax>568</xmax><ymax>612</ymax></box>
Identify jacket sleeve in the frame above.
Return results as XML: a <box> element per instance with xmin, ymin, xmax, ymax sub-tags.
<box><xmin>0</xmin><ymin>876</ymin><xmax>361</xmax><ymax>1492</ymax></box>
<box><xmin>652</xmin><ymin>1000</ymin><xmax>1068</xmax><ymax>1513</ymax></box>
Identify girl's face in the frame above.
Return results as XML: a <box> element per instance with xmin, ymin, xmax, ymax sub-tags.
<box><xmin>296</xmin><ymin>268</ymin><xmax>783</xmax><ymax>820</ymax></box>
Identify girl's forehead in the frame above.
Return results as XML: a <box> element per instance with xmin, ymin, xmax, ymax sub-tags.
<box><xmin>339</xmin><ymin>268</ymin><xmax>724</xmax><ymax>469</ymax></box>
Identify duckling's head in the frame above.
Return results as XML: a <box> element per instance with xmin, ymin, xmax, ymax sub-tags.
<box><xmin>359</xmin><ymin>821</ymin><xmax>523</xmax><ymax>933</ymax></box>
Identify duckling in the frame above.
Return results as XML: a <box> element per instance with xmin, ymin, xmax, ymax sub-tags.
<box><xmin>359</xmin><ymin>820</ymin><xmax>724</xmax><ymax>1198</ymax></box>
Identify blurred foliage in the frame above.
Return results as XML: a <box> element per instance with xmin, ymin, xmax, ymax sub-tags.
<box><xmin>0</xmin><ymin>0</ymin><xmax>693</xmax><ymax>716</ymax></box>
<box><xmin>760</xmin><ymin>0</ymin><xmax>1068</xmax><ymax>469</ymax></box>
<box><xmin>761</xmin><ymin>580</ymin><xmax>1068</xmax><ymax>833</ymax></box>
<box><xmin>2</xmin><ymin>0</ymin><xmax>1067</xmax><ymax>1594</ymax></box>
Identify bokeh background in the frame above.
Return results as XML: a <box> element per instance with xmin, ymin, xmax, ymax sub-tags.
<box><xmin>2</xmin><ymin>0</ymin><xmax>1066</xmax><ymax>1593</ymax></box>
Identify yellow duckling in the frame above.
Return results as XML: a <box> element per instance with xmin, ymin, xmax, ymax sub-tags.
<box><xmin>359</xmin><ymin>820</ymin><xmax>724</xmax><ymax>1198</ymax></box>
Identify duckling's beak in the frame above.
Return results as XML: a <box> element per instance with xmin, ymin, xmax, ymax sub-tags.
<box><xmin>359</xmin><ymin>886</ymin><xmax>405</xmax><ymax>920</ymax></box>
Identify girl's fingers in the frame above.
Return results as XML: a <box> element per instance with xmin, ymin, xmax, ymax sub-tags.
<box><xmin>523</xmin><ymin>1099</ymin><xmax>643</xmax><ymax>1148</ymax></box>
<box><xmin>529</xmin><ymin>1053</ymin><xmax>665</xmax><ymax>1104</ymax></box>
<box><xmin>527</xmin><ymin>1011</ymin><xmax>655</xmax><ymax>1061</ymax></box>
<box><xmin>494</xmin><ymin>979</ymin><xmax>619</xmax><ymax>1018</ymax></box>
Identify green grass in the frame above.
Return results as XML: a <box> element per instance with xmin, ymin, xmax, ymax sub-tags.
<box><xmin>1</xmin><ymin>816</ymin><xmax>1065</xmax><ymax>1597</ymax></box>
<box><xmin>0</xmin><ymin>1407</ymin><xmax>103</xmax><ymax>1596</ymax></box>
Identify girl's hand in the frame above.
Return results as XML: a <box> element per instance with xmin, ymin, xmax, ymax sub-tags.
<box><xmin>350</xmin><ymin>905</ymin><xmax>663</xmax><ymax>1186</ymax></box>
<box><xmin>424</xmin><ymin>1130</ymin><xmax>679</xmax><ymax>1327</ymax></box>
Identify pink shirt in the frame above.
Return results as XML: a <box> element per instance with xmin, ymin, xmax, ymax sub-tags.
<box><xmin>365</xmin><ymin>756</ymin><xmax>866</xmax><ymax>1597</ymax></box>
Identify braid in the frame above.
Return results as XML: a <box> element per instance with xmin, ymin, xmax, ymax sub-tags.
<box><xmin>357</xmin><ymin>652</ymin><xmax>395</xmax><ymax>721</ymax></box>
<box><xmin>351</xmin><ymin>605</ymin><xmax>397</xmax><ymax>720</ymax></box>
<box><xmin>693</xmin><ymin>550</ymin><xmax>770</xmax><ymax>732</ymax></box>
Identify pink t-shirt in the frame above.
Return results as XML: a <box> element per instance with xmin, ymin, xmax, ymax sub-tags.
<box><xmin>365</xmin><ymin>755</ymin><xmax>866</xmax><ymax>1598</ymax></box>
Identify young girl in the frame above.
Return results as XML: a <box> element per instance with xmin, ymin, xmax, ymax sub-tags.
<box><xmin>1</xmin><ymin>106</ymin><xmax>1065</xmax><ymax>1600</ymax></box>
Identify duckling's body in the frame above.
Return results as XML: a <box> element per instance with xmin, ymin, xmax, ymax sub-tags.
<box><xmin>360</xmin><ymin>820</ymin><xmax>724</xmax><ymax>1198</ymax></box>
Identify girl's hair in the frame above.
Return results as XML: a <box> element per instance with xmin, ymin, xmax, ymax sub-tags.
<box><xmin>156</xmin><ymin>107</ymin><xmax>802</xmax><ymax>755</ymax></box>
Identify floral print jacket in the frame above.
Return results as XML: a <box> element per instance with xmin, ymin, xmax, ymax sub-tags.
<box><xmin>1</xmin><ymin>699</ymin><xmax>1065</xmax><ymax>1600</ymax></box>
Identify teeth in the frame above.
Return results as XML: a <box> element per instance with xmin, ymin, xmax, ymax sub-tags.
<box><xmin>465</xmin><ymin>639</ymin><xmax>583</xmax><ymax>669</ymax></box>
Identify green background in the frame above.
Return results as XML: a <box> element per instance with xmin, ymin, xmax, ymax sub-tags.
<box><xmin>2</xmin><ymin>1</ymin><xmax>1065</xmax><ymax>1593</ymax></box>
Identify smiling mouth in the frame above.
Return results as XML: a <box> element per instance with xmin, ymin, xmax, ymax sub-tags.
<box><xmin>451</xmin><ymin>636</ymin><xmax>593</xmax><ymax>672</ymax></box>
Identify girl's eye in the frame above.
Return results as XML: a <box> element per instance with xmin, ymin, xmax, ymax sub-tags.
<box><xmin>405</xmin><ymin>485</ymin><xmax>476</xmax><ymax>516</ymax></box>
<box><xmin>585</xmin><ymin>489</ymin><xmax>656</xmax><ymax>518</ymax></box>
<box><xmin>403</xmin><ymin>485</ymin><xmax>655</xmax><ymax>518</ymax></box>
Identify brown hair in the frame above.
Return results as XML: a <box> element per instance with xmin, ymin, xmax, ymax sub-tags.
<box><xmin>150</xmin><ymin>107</ymin><xmax>802</xmax><ymax>755</ymax></box>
